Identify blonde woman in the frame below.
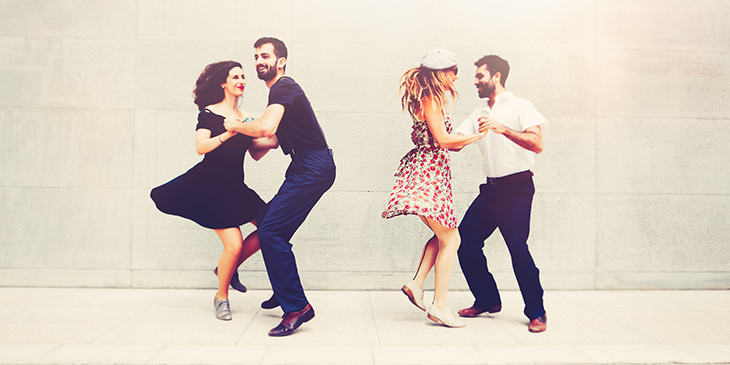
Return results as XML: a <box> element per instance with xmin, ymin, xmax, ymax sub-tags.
<box><xmin>382</xmin><ymin>49</ymin><xmax>488</xmax><ymax>328</ymax></box>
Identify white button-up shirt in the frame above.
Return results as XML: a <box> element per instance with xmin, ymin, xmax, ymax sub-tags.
<box><xmin>455</xmin><ymin>92</ymin><xmax>548</xmax><ymax>178</ymax></box>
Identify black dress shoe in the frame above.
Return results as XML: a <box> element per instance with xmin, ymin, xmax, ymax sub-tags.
<box><xmin>229</xmin><ymin>271</ymin><xmax>247</xmax><ymax>293</ymax></box>
<box><xmin>213</xmin><ymin>267</ymin><xmax>247</xmax><ymax>293</ymax></box>
<box><xmin>261</xmin><ymin>293</ymin><xmax>280</xmax><ymax>309</ymax></box>
<box><xmin>268</xmin><ymin>303</ymin><xmax>315</xmax><ymax>337</ymax></box>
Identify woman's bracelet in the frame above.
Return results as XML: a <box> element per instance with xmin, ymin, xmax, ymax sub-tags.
<box><xmin>219</xmin><ymin>135</ymin><xmax>223</xmax><ymax>143</ymax></box>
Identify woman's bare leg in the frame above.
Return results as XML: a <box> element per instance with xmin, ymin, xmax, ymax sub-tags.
<box><xmin>412</xmin><ymin>232</ymin><xmax>438</xmax><ymax>289</ymax></box>
<box><xmin>214</xmin><ymin>227</ymin><xmax>243</xmax><ymax>301</ymax></box>
<box><xmin>420</xmin><ymin>216</ymin><xmax>461</xmax><ymax>311</ymax></box>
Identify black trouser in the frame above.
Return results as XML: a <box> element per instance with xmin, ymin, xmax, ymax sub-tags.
<box><xmin>457</xmin><ymin>174</ymin><xmax>545</xmax><ymax>320</ymax></box>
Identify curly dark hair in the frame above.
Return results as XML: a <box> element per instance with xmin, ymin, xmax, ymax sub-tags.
<box><xmin>253</xmin><ymin>37</ymin><xmax>288</xmax><ymax>59</ymax></box>
<box><xmin>254</xmin><ymin>37</ymin><xmax>288</xmax><ymax>72</ymax></box>
<box><xmin>193</xmin><ymin>61</ymin><xmax>242</xmax><ymax>110</ymax></box>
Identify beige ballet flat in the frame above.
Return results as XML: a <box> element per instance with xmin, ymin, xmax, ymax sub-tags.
<box><xmin>427</xmin><ymin>305</ymin><xmax>465</xmax><ymax>328</ymax></box>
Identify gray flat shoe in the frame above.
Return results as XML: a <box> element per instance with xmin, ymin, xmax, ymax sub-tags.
<box><xmin>214</xmin><ymin>296</ymin><xmax>232</xmax><ymax>321</ymax></box>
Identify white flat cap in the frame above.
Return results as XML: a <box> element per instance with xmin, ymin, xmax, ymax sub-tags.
<box><xmin>420</xmin><ymin>49</ymin><xmax>458</xmax><ymax>70</ymax></box>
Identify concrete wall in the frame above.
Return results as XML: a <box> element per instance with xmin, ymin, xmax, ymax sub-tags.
<box><xmin>1</xmin><ymin>0</ymin><xmax>729</xmax><ymax>290</ymax></box>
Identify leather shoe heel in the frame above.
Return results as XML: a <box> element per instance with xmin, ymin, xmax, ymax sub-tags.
<box><xmin>268</xmin><ymin>303</ymin><xmax>315</xmax><ymax>337</ymax></box>
<box><xmin>528</xmin><ymin>314</ymin><xmax>547</xmax><ymax>333</ymax></box>
<box><xmin>457</xmin><ymin>304</ymin><xmax>501</xmax><ymax>317</ymax></box>
<box><xmin>427</xmin><ymin>306</ymin><xmax>465</xmax><ymax>328</ymax></box>
<box><xmin>261</xmin><ymin>293</ymin><xmax>280</xmax><ymax>309</ymax></box>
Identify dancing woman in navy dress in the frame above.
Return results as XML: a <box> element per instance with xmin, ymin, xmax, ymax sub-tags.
<box><xmin>151</xmin><ymin>61</ymin><xmax>278</xmax><ymax>321</ymax></box>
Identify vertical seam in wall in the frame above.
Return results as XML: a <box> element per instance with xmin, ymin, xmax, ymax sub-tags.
<box><xmin>130</xmin><ymin>0</ymin><xmax>140</xmax><ymax>288</ymax></box>
<box><xmin>594</xmin><ymin>0</ymin><xmax>599</xmax><ymax>290</ymax></box>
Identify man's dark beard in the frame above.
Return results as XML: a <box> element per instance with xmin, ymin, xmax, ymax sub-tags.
<box><xmin>257</xmin><ymin>64</ymin><xmax>277</xmax><ymax>81</ymax></box>
<box><xmin>478</xmin><ymin>80</ymin><xmax>495</xmax><ymax>99</ymax></box>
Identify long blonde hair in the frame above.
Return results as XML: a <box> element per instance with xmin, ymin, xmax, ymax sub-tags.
<box><xmin>399</xmin><ymin>67</ymin><xmax>458</xmax><ymax>119</ymax></box>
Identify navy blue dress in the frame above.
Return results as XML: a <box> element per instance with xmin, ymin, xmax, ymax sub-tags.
<box><xmin>150</xmin><ymin>109</ymin><xmax>265</xmax><ymax>229</ymax></box>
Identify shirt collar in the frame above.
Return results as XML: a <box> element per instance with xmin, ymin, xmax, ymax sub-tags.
<box><xmin>494</xmin><ymin>91</ymin><xmax>513</xmax><ymax>102</ymax></box>
<box><xmin>483</xmin><ymin>91</ymin><xmax>513</xmax><ymax>110</ymax></box>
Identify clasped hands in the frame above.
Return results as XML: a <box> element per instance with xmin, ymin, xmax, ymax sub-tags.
<box><xmin>408</xmin><ymin>116</ymin><xmax>504</xmax><ymax>143</ymax></box>
<box><xmin>478</xmin><ymin>116</ymin><xmax>506</xmax><ymax>136</ymax></box>
<box><xmin>223</xmin><ymin>116</ymin><xmax>243</xmax><ymax>135</ymax></box>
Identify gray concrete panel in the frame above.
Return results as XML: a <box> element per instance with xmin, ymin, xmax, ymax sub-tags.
<box><xmin>0</xmin><ymin>38</ymin><xmax>136</xmax><ymax>109</ymax></box>
<box><xmin>533</xmin><ymin>117</ymin><xmax>597</xmax><ymax>195</ymax></box>
<box><xmin>597</xmin><ymin>194</ymin><xmax>730</xmax><ymax>272</ymax></box>
<box><xmin>449</xmin><ymin>0</ymin><xmax>596</xmax><ymax>48</ymax></box>
<box><xmin>289</xmin><ymin>0</ymin><xmax>448</xmax><ymax>45</ymax></box>
<box><xmin>1</xmin><ymin>108</ymin><xmax>135</xmax><ymax>188</ymax></box>
<box><xmin>0</xmin><ymin>0</ymin><xmax>137</xmax><ymax>38</ymax></box>
<box><xmin>137</xmin><ymin>0</ymin><xmax>294</xmax><ymax>41</ymax></box>
<box><xmin>0</xmin><ymin>187</ymin><xmax>132</xmax><ymax>269</ymax></box>
<box><xmin>597</xmin><ymin>117</ymin><xmax>730</xmax><ymax>195</ymax></box>
<box><xmin>597</xmin><ymin>0</ymin><xmax>730</xmax><ymax>51</ymax></box>
<box><xmin>597</xmin><ymin>50</ymin><xmax>730</xmax><ymax>118</ymax></box>
<box><xmin>531</xmin><ymin>193</ymin><xmax>597</xmax><ymax>274</ymax></box>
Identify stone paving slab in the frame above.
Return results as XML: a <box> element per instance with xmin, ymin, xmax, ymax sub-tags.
<box><xmin>0</xmin><ymin>288</ymin><xmax>729</xmax><ymax>364</ymax></box>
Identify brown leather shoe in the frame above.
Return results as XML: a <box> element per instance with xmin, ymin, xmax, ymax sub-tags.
<box><xmin>457</xmin><ymin>304</ymin><xmax>502</xmax><ymax>317</ymax></box>
<box><xmin>528</xmin><ymin>314</ymin><xmax>547</xmax><ymax>333</ymax></box>
<box><xmin>268</xmin><ymin>303</ymin><xmax>315</xmax><ymax>337</ymax></box>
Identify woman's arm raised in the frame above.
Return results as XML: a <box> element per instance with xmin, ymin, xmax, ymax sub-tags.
<box><xmin>195</xmin><ymin>128</ymin><xmax>238</xmax><ymax>155</ymax></box>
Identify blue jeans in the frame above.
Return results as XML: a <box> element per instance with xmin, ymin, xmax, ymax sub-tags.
<box><xmin>457</xmin><ymin>177</ymin><xmax>545</xmax><ymax>320</ymax></box>
<box><xmin>256</xmin><ymin>148</ymin><xmax>335</xmax><ymax>313</ymax></box>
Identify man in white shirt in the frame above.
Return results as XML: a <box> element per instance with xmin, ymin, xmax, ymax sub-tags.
<box><xmin>453</xmin><ymin>55</ymin><xmax>548</xmax><ymax>333</ymax></box>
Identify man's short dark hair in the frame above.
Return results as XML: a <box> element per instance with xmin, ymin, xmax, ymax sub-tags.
<box><xmin>475</xmin><ymin>55</ymin><xmax>509</xmax><ymax>87</ymax></box>
<box><xmin>254</xmin><ymin>37</ymin><xmax>288</xmax><ymax>59</ymax></box>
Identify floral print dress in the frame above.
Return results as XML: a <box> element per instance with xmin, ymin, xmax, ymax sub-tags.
<box><xmin>382</xmin><ymin>116</ymin><xmax>457</xmax><ymax>228</ymax></box>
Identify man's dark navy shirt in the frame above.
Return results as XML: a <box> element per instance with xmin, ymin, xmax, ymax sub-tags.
<box><xmin>268</xmin><ymin>76</ymin><xmax>328</xmax><ymax>155</ymax></box>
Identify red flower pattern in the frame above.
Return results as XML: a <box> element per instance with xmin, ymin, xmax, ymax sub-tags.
<box><xmin>382</xmin><ymin>116</ymin><xmax>457</xmax><ymax>229</ymax></box>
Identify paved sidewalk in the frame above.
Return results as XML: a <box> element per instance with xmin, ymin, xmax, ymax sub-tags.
<box><xmin>0</xmin><ymin>287</ymin><xmax>729</xmax><ymax>365</ymax></box>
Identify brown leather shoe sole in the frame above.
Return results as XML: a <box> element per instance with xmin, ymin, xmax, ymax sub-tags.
<box><xmin>401</xmin><ymin>285</ymin><xmax>426</xmax><ymax>311</ymax></box>
<box><xmin>528</xmin><ymin>314</ymin><xmax>547</xmax><ymax>333</ymax></box>
<box><xmin>457</xmin><ymin>304</ymin><xmax>501</xmax><ymax>317</ymax></box>
<box><xmin>268</xmin><ymin>305</ymin><xmax>315</xmax><ymax>337</ymax></box>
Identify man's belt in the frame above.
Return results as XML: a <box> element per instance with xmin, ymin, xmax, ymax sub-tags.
<box><xmin>487</xmin><ymin>171</ymin><xmax>533</xmax><ymax>185</ymax></box>
<box><xmin>291</xmin><ymin>147</ymin><xmax>333</xmax><ymax>156</ymax></box>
